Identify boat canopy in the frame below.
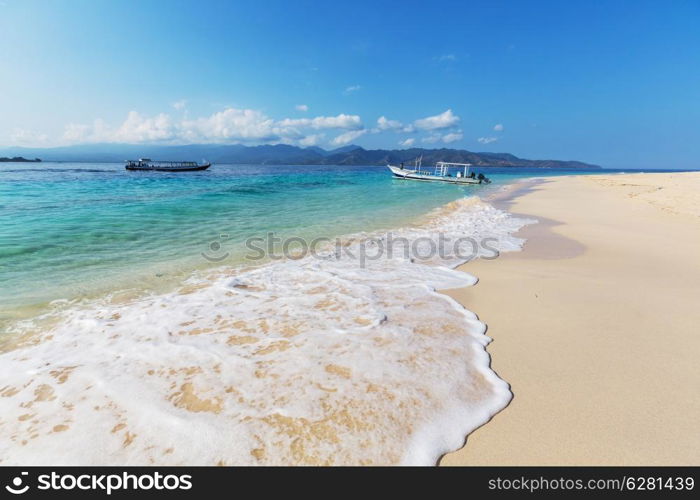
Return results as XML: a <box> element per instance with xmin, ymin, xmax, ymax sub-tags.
<box><xmin>127</xmin><ymin>159</ymin><xmax>199</xmax><ymax>168</ymax></box>
<box><xmin>435</xmin><ymin>161</ymin><xmax>472</xmax><ymax>177</ymax></box>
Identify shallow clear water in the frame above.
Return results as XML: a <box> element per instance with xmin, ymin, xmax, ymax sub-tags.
<box><xmin>0</xmin><ymin>193</ymin><xmax>533</xmax><ymax>465</ymax></box>
<box><xmin>0</xmin><ymin>161</ymin><xmax>678</xmax><ymax>325</ymax></box>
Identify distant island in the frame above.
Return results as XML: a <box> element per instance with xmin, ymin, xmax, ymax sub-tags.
<box><xmin>0</xmin><ymin>144</ymin><xmax>600</xmax><ymax>169</ymax></box>
<box><xmin>0</xmin><ymin>156</ymin><xmax>41</xmax><ymax>162</ymax></box>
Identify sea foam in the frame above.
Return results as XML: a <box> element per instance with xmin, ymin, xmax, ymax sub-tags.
<box><xmin>0</xmin><ymin>197</ymin><xmax>534</xmax><ymax>465</ymax></box>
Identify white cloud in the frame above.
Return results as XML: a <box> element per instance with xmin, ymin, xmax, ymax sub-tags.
<box><xmin>421</xmin><ymin>134</ymin><xmax>441</xmax><ymax>144</ymax></box>
<box><xmin>172</xmin><ymin>100</ymin><xmax>187</xmax><ymax>111</ymax></box>
<box><xmin>295</xmin><ymin>104</ymin><xmax>309</xmax><ymax>112</ymax></box>
<box><xmin>442</xmin><ymin>131</ymin><xmax>463</xmax><ymax>143</ymax></box>
<box><xmin>62</xmin><ymin>108</ymin><xmax>364</xmax><ymax>147</ymax></box>
<box><xmin>437</xmin><ymin>54</ymin><xmax>456</xmax><ymax>62</ymax></box>
<box><xmin>9</xmin><ymin>129</ymin><xmax>49</xmax><ymax>145</ymax></box>
<box><xmin>311</xmin><ymin>114</ymin><xmax>361</xmax><ymax>129</ymax></box>
<box><xmin>477</xmin><ymin>137</ymin><xmax>498</xmax><ymax>144</ymax></box>
<box><xmin>180</xmin><ymin>108</ymin><xmax>279</xmax><ymax>143</ymax></box>
<box><xmin>278</xmin><ymin>113</ymin><xmax>362</xmax><ymax>130</ymax></box>
<box><xmin>344</xmin><ymin>85</ymin><xmax>361</xmax><ymax>94</ymax></box>
<box><xmin>65</xmin><ymin>114</ymin><xmax>176</xmax><ymax>143</ymax></box>
<box><xmin>117</xmin><ymin>111</ymin><xmax>177</xmax><ymax>142</ymax></box>
<box><xmin>63</xmin><ymin>124</ymin><xmax>92</xmax><ymax>142</ymax></box>
<box><xmin>56</xmin><ymin>107</ymin><xmax>466</xmax><ymax>149</ymax></box>
<box><xmin>63</xmin><ymin>118</ymin><xmax>112</xmax><ymax>142</ymax></box>
<box><xmin>376</xmin><ymin>116</ymin><xmax>403</xmax><ymax>131</ymax></box>
<box><xmin>299</xmin><ymin>134</ymin><xmax>324</xmax><ymax>147</ymax></box>
<box><xmin>420</xmin><ymin>131</ymin><xmax>462</xmax><ymax>144</ymax></box>
<box><xmin>331</xmin><ymin>129</ymin><xmax>367</xmax><ymax>146</ymax></box>
<box><xmin>413</xmin><ymin>109</ymin><xmax>460</xmax><ymax>130</ymax></box>
<box><xmin>493</xmin><ymin>123</ymin><xmax>504</xmax><ymax>132</ymax></box>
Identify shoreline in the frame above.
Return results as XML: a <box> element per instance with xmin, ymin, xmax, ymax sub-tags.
<box><xmin>441</xmin><ymin>172</ymin><xmax>700</xmax><ymax>465</ymax></box>
<box><xmin>0</xmin><ymin>187</ymin><xmax>528</xmax><ymax>465</ymax></box>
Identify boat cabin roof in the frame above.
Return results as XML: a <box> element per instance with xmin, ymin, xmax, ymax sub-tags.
<box><xmin>128</xmin><ymin>159</ymin><xmax>197</xmax><ymax>164</ymax></box>
<box><xmin>435</xmin><ymin>162</ymin><xmax>472</xmax><ymax>167</ymax></box>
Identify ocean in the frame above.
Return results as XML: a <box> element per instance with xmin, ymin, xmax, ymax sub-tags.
<box><xmin>0</xmin><ymin>162</ymin><xmax>612</xmax><ymax>323</ymax></box>
<box><xmin>0</xmin><ymin>161</ymin><xmax>677</xmax><ymax>464</ymax></box>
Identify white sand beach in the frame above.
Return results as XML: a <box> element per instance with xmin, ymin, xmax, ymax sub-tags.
<box><xmin>442</xmin><ymin>172</ymin><xmax>700</xmax><ymax>465</ymax></box>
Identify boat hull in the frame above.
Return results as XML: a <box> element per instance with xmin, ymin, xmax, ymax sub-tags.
<box><xmin>387</xmin><ymin>165</ymin><xmax>482</xmax><ymax>184</ymax></box>
<box><xmin>125</xmin><ymin>163</ymin><xmax>211</xmax><ymax>172</ymax></box>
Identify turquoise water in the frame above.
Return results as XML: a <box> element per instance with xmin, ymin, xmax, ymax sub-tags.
<box><xmin>0</xmin><ymin>162</ymin><xmax>655</xmax><ymax>325</ymax></box>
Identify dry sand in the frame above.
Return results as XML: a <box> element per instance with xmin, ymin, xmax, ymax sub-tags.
<box><xmin>441</xmin><ymin>172</ymin><xmax>700</xmax><ymax>465</ymax></box>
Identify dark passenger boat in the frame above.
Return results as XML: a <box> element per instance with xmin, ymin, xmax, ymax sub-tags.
<box><xmin>125</xmin><ymin>158</ymin><xmax>211</xmax><ymax>172</ymax></box>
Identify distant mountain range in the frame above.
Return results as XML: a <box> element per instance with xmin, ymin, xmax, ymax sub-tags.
<box><xmin>0</xmin><ymin>143</ymin><xmax>601</xmax><ymax>169</ymax></box>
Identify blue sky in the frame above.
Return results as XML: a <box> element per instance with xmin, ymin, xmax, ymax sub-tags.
<box><xmin>1</xmin><ymin>0</ymin><xmax>699</xmax><ymax>168</ymax></box>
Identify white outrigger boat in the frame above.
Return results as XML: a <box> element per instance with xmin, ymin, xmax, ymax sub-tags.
<box><xmin>387</xmin><ymin>157</ymin><xmax>490</xmax><ymax>184</ymax></box>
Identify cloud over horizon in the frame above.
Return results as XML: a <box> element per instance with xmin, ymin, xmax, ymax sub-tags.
<box><xmin>376</xmin><ymin>116</ymin><xmax>403</xmax><ymax>131</ymax></box>
<box><xmin>477</xmin><ymin>136</ymin><xmax>498</xmax><ymax>144</ymax></box>
<box><xmin>61</xmin><ymin>108</ymin><xmax>365</xmax><ymax>147</ymax></box>
<box><xmin>331</xmin><ymin>129</ymin><xmax>367</xmax><ymax>146</ymax></box>
<box><xmin>442</xmin><ymin>131</ymin><xmax>463</xmax><ymax>143</ymax></box>
<box><xmin>47</xmin><ymin>107</ymin><xmax>472</xmax><ymax>149</ymax></box>
<box><xmin>9</xmin><ymin>128</ymin><xmax>50</xmax><ymax>145</ymax></box>
<box><xmin>413</xmin><ymin>109</ymin><xmax>460</xmax><ymax>131</ymax></box>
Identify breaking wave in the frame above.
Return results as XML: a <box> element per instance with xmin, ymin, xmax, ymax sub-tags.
<box><xmin>0</xmin><ymin>197</ymin><xmax>534</xmax><ymax>465</ymax></box>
